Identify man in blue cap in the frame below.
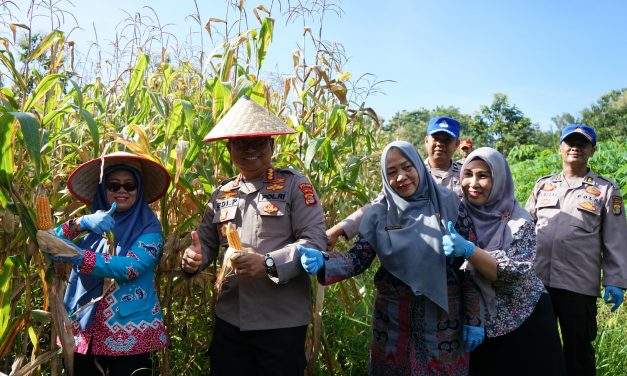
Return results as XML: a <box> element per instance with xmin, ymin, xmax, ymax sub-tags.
<box><xmin>325</xmin><ymin>116</ymin><xmax>463</xmax><ymax>249</ymax></box>
<box><xmin>423</xmin><ymin>116</ymin><xmax>463</xmax><ymax>196</ymax></box>
<box><xmin>526</xmin><ymin>124</ymin><xmax>627</xmax><ymax>376</ymax></box>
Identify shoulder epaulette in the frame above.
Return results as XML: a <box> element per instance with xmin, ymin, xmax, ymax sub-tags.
<box><xmin>595</xmin><ymin>175</ymin><xmax>620</xmax><ymax>189</ymax></box>
<box><xmin>218</xmin><ymin>176</ymin><xmax>237</xmax><ymax>187</ymax></box>
<box><xmin>535</xmin><ymin>173</ymin><xmax>556</xmax><ymax>183</ymax></box>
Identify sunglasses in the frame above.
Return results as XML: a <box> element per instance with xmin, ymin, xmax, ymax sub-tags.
<box><xmin>230</xmin><ymin>138</ymin><xmax>271</xmax><ymax>149</ymax></box>
<box><xmin>105</xmin><ymin>181</ymin><xmax>137</xmax><ymax>192</ymax></box>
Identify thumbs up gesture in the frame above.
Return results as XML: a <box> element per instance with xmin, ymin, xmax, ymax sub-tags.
<box><xmin>442</xmin><ymin>221</ymin><xmax>475</xmax><ymax>259</ymax></box>
<box><xmin>79</xmin><ymin>202</ymin><xmax>117</xmax><ymax>234</ymax></box>
<box><xmin>182</xmin><ymin>231</ymin><xmax>203</xmax><ymax>273</ymax></box>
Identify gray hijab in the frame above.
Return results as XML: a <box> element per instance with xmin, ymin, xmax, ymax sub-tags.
<box><xmin>359</xmin><ymin>141</ymin><xmax>460</xmax><ymax>312</ymax></box>
<box><xmin>461</xmin><ymin>147</ymin><xmax>531</xmax><ymax>251</ymax></box>
<box><xmin>461</xmin><ymin>147</ymin><xmax>532</xmax><ymax>316</ymax></box>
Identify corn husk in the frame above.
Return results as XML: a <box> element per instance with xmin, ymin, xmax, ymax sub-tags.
<box><xmin>37</xmin><ymin>230</ymin><xmax>81</xmax><ymax>257</ymax></box>
<box><xmin>214</xmin><ymin>224</ymin><xmax>246</xmax><ymax>294</ymax></box>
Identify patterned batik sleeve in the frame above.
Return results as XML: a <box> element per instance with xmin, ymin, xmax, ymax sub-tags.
<box><xmin>81</xmin><ymin>232</ymin><xmax>163</xmax><ymax>281</ymax></box>
<box><xmin>319</xmin><ymin>234</ymin><xmax>377</xmax><ymax>285</ymax></box>
<box><xmin>491</xmin><ymin>221</ymin><xmax>537</xmax><ymax>286</ymax></box>
<box><xmin>454</xmin><ymin>206</ymin><xmax>484</xmax><ymax>326</ymax></box>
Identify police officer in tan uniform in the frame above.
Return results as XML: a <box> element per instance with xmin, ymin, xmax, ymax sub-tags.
<box><xmin>526</xmin><ymin>124</ymin><xmax>627</xmax><ymax>376</ymax></box>
<box><xmin>180</xmin><ymin>96</ymin><xmax>326</xmax><ymax>376</ymax></box>
<box><xmin>326</xmin><ymin>116</ymin><xmax>463</xmax><ymax>247</ymax></box>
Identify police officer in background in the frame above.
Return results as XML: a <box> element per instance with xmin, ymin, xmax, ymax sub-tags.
<box><xmin>326</xmin><ymin>116</ymin><xmax>463</xmax><ymax>249</ymax></box>
<box><xmin>457</xmin><ymin>138</ymin><xmax>473</xmax><ymax>164</ymax></box>
<box><xmin>525</xmin><ymin>124</ymin><xmax>627</xmax><ymax>376</ymax></box>
<box><xmin>180</xmin><ymin>96</ymin><xmax>326</xmax><ymax>376</ymax></box>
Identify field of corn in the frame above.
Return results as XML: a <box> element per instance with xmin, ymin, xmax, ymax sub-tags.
<box><xmin>1</xmin><ymin>1</ymin><xmax>626</xmax><ymax>375</ymax></box>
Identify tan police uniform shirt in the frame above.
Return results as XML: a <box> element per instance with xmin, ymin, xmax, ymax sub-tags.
<box><xmin>339</xmin><ymin>159</ymin><xmax>462</xmax><ymax>239</ymax></box>
<box><xmin>196</xmin><ymin>167</ymin><xmax>327</xmax><ymax>330</ymax></box>
<box><xmin>525</xmin><ymin>170</ymin><xmax>627</xmax><ymax>296</ymax></box>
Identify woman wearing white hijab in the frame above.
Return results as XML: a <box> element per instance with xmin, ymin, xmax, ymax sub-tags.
<box><xmin>443</xmin><ymin>147</ymin><xmax>565</xmax><ymax>375</ymax></box>
<box><xmin>300</xmin><ymin>141</ymin><xmax>484</xmax><ymax>375</ymax></box>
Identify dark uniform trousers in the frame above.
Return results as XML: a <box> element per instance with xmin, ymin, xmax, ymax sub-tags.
<box><xmin>547</xmin><ymin>287</ymin><xmax>598</xmax><ymax>376</ymax></box>
<box><xmin>209</xmin><ymin>317</ymin><xmax>308</xmax><ymax>376</ymax></box>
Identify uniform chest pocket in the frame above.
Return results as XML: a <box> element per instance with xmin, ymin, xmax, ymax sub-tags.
<box><xmin>536</xmin><ymin>194</ymin><xmax>559</xmax><ymax>209</ymax></box>
<box><xmin>256</xmin><ymin>200</ymin><xmax>288</xmax><ymax>237</ymax></box>
<box><xmin>213</xmin><ymin>205</ymin><xmax>237</xmax><ymax>224</ymax></box>
<box><xmin>571</xmin><ymin>204</ymin><xmax>601</xmax><ymax>233</ymax></box>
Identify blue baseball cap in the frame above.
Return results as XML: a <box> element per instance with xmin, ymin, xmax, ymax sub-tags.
<box><xmin>560</xmin><ymin>124</ymin><xmax>596</xmax><ymax>146</ymax></box>
<box><xmin>427</xmin><ymin>116</ymin><xmax>461</xmax><ymax>139</ymax></box>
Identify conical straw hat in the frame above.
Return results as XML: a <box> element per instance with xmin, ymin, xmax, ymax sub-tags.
<box><xmin>67</xmin><ymin>152</ymin><xmax>171</xmax><ymax>205</ymax></box>
<box><xmin>203</xmin><ymin>96</ymin><xmax>295</xmax><ymax>142</ymax></box>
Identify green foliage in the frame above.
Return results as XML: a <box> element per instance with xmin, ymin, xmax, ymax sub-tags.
<box><xmin>580</xmin><ymin>88</ymin><xmax>627</xmax><ymax>142</ymax></box>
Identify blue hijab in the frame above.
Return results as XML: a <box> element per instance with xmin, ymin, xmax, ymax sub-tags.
<box><xmin>359</xmin><ymin>141</ymin><xmax>460</xmax><ymax>312</ymax></box>
<box><xmin>63</xmin><ymin>165</ymin><xmax>162</xmax><ymax>330</ymax></box>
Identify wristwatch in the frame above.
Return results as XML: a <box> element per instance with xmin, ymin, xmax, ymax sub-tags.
<box><xmin>264</xmin><ymin>253</ymin><xmax>277</xmax><ymax>276</ymax></box>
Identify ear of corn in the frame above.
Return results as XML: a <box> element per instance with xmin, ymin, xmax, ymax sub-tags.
<box><xmin>35</xmin><ymin>194</ymin><xmax>53</xmax><ymax>230</ymax></box>
<box><xmin>225</xmin><ymin>223</ymin><xmax>241</xmax><ymax>250</ymax></box>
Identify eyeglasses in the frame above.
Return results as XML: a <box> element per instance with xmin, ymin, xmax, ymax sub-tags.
<box><xmin>230</xmin><ymin>138</ymin><xmax>271</xmax><ymax>149</ymax></box>
<box><xmin>105</xmin><ymin>182</ymin><xmax>137</xmax><ymax>192</ymax></box>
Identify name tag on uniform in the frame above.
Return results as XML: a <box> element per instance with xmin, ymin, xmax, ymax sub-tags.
<box><xmin>385</xmin><ymin>225</ymin><xmax>402</xmax><ymax>230</ymax></box>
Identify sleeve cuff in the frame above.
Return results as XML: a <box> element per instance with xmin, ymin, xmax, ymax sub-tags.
<box><xmin>61</xmin><ymin>219</ymin><xmax>81</xmax><ymax>239</ymax></box>
<box><xmin>79</xmin><ymin>250</ymin><xmax>96</xmax><ymax>275</ymax></box>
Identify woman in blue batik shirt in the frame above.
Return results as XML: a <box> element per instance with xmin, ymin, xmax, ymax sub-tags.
<box><xmin>47</xmin><ymin>152</ymin><xmax>170</xmax><ymax>375</ymax></box>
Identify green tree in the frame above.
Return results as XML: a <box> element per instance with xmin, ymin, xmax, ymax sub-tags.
<box><xmin>385</xmin><ymin>106</ymin><xmax>472</xmax><ymax>156</ymax></box>
<box><xmin>580</xmin><ymin>88</ymin><xmax>627</xmax><ymax>142</ymax></box>
<box><xmin>470</xmin><ymin>93</ymin><xmax>536</xmax><ymax>155</ymax></box>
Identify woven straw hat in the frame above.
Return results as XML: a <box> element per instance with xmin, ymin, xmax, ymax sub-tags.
<box><xmin>203</xmin><ymin>96</ymin><xmax>296</xmax><ymax>142</ymax></box>
<box><xmin>67</xmin><ymin>152</ymin><xmax>171</xmax><ymax>205</ymax></box>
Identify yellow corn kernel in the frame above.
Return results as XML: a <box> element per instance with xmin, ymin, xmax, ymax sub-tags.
<box><xmin>35</xmin><ymin>194</ymin><xmax>53</xmax><ymax>230</ymax></box>
<box><xmin>225</xmin><ymin>223</ymin><xmax>241</xmax><ymax>250</ymax></box>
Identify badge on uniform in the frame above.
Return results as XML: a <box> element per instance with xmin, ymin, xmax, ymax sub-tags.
<box><xmin>263</xmin><ymin>203</ymin><xmax>279</xmax><ymax>214</ymax></box>
<box><xmin>543</xmin><ymin>183</ymin><xmax>556</xmax><ymax>191</ymax></box>
<box><xmin>218</xmin><ymin>190</ymin><xmax>238</xmax><ymax>199</ymax></box>
<box><xmin>539</xmin><ymin>198</ymin><xmax>551</xmax><ymax>206</ymax></box>
<box><xmin>612</xmin><ymin>196</ymin><xmax>623</xmax><ymax>216</ymax></box>
<box><xmin>266</xmin><ymin>183</ymin><xmax>284</xmax><ymax>192</ymax></box>
<box><xmin>585</xmin><ymin>186</ymin><xmax>601</xmax><ymax>197</ymax></box>
<box><xmin>298</xmin><ymin>183</ymin><xmax>318</xmax><ymax>206</ymax></box>
<box><xmin>578</xmin><ymin>201</ymin><xmax>597</xmax><ymax>213</ymax></box>
<box><xmin>584</xmin><ymin>176</ymin><xmax>594</xmax><ymax>184</ymax></box>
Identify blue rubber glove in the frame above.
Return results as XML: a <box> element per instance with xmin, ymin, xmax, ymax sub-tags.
<box><xmin>604</xmin><ymin>285</ymin><xmax>624</xmax><ymax>312</ymax></box>
<box><xmin>45</xmin><ymin>235</ymin><xmax>85</xmax><ymax>266</ymax></box>
<box><xmin>442</xmin><ymin>221</ymin><xmax>475</xmax><ymax>259</ymax></box>
<box><xmin>463</xmin><ymin>325</ymin><xmax>485</xmax><ymax>352</ymax></box>
<box><xmin>298</xmin><ymin>245</ymin><xmax>325</xmax><ymax>275</ymax></box>
<box><xmin>79</xmin><ymin>202</ymin><xmax>116</xmax><ymax>235</ymax></box>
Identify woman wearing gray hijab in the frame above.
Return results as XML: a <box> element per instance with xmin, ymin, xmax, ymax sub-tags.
<box><xmin>443</xmin><ymin>147</ymin><xmax>565</xmax><ymax>375</ymax></box>
<box><xmin>299</xmin><ymin>141</ymin><xmax>484</xmax><ymax>375</ymax></box>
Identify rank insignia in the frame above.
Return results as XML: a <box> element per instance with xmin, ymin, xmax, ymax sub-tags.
<box><xmin>263</xmin><ymin>203</ymin><xmax>279</xmax><ymax>213</ymax></box>
<box><xmin>543</xmin><ymin>183</ymin><xmax>556</xmax><ymax>191</ymax></box>
<box><xmin>218</xmin><ymin>191</ymin><xmax>238</xmax><ymax>199</ymax></box>
<box><xmin>266</xmin><ymin>183</ymin><xmax>285</xmax><ymax>192</ymax></box>
<box><xmin>578</xmin><ymin>201</ymin><xmax>597</xmax><ymax>212</ymax></box>
<box><xmin>273</xmin><ymin>178</ymin><xmax>286</xmax><ymax>183</ymax></box>
<box><xmin>585</xmin><ymin>186</ymin><xmax>601</xmax><ymax>197</ymax></box>
<box><xmin>612</xmin><ymin>196</ymin><xmax>623</xmax><ymax>216</ymax></box>
<box><xmin>265</xmin><ymin>168</ymin><xmax>275</xmax><ymax>181</ymax></box>
<box><xmin>303</xmin><ymin>192</ymin><xmax>318</xmax><ymax>206</ymax></box>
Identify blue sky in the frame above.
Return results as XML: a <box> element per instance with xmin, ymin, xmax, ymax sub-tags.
<box><xmin>21</xmin><ymin>0</ymin><xmax>627</xmax><ymax>131</ymax></box>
